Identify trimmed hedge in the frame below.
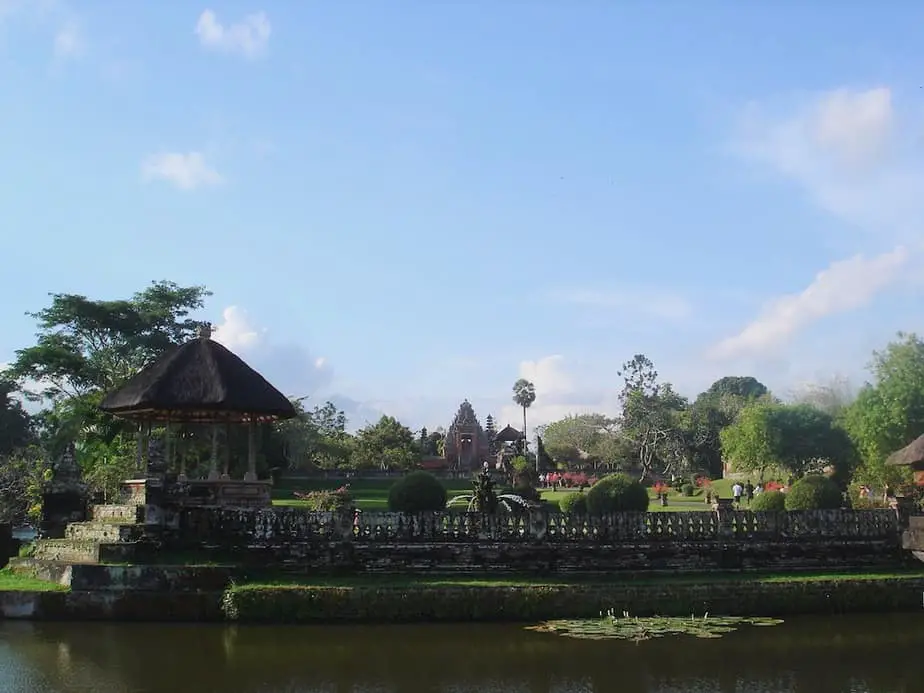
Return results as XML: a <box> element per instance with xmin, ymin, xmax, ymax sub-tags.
<box><xmin>752</xmin><ymin>490</ymin><xmax>786</xmax><ymax>511</ymax></box>
<box><xmin>388</xmin><ymin>472</ymin><xmax>447</xmax><ymax>513</ymax></box>
<box><xmin>785</xmin><ymin>475</ymin><xmax>842</xmax><ymax>511</ymax></box>
<box><xmin>585</xmin><ymin>474</ymin><xmax>649</xmax><ymax>514</ymax></box>
<box><xmin>559</xmin><ymin>492</ymin><xmax>587</xmax><ymax>514</ymax></box>
<box><xmin>220</xmin><ymin>575</ymin><xmax>924</xmax><ymax>623</ymax></box>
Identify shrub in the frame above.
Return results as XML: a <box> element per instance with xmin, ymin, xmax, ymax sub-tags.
<box><xmin>784</xmin><ymin>475</ymin><xmax>842</xmax><ymax>511</ymax></box>
<box><xmin>585</xmin><ymin>474</ymin><xmax>650</xmax><ymax>514</ymax></box>
<box><xmin>559</xmin><ymin>492</ymin><xmax>588</xmax><ymax>515</ymax></box>
<box><xmin>294</xmin><ymin>486</ymin><xmax>352</xmax><ymax>512</ymax></box>
<box><xmin>751</xmin><ymin>490</ymin><xmax>785</xmax><ymax>511</ymax></box>
<box><xmin>513</xmin><ymin>484</ymin><xmax>541</xmax><ymax>503</ymax></box>
<box><xmin>388</xmin><ymin>472</ymin><xmax>447</xmax><ymax>513</ymax></box>
<box><xmin>680</xmin><ymin>483</ymin><xmax>694</xmax><ymax>497</ymax></box>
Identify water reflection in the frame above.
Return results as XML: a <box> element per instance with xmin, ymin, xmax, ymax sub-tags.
<box><xmin>0</xmin><ymin>614</ymin><xmax>921</xmax><ymax>692</ymax></box>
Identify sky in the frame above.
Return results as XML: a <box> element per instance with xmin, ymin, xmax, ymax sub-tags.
<box><xmin>2</xmin><ymin>2</ymin><xmax>924</xmax><ymax>435</ymax></box>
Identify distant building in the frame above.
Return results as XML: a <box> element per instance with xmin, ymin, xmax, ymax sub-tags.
<box><xmin>443</xmin><ymin>400</ymin><xmax>492</xmax><ymax>472</ymax></box>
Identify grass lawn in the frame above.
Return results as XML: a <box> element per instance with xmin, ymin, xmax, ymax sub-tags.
<box><xmin>0</xmin><ymin>569</ymin><xmax>67</xmax><ymax>592</ymax></box>
<box><xmin>272</xmin><ymin>475</ymin><xmax>765</xmax><ymax>512</ymax></box>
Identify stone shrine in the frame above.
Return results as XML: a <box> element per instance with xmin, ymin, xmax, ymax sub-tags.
<box><xmin>443</xmin><ymin>400</ymin><xmax>492</xmax><ymax>471</ymax></box>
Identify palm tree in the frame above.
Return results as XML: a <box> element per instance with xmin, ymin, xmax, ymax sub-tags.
<box><xmin>512</xmin><ymin>378</ymin><xmax>536</xmax><ymax>465</ymax></box>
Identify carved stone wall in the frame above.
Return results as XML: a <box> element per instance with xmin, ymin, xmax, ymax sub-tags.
<box><xmin>170</xmin><ymin>508</ymin><xmax>906</xmax><ymax>574</ymax></box>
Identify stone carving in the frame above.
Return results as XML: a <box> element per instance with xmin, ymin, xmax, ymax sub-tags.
<box><xmin>147</xmin><ymin>438</ymin><xmax>168</xmax><ymax>477</ymax></box>
<box><xmin>48</xmin><ymin>442</ymin><xmax>82</xmax><ymax>489</ymax></box>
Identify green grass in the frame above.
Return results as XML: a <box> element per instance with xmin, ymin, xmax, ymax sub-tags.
<box><xmin>0</xmin><ymin>569</ymin><xmax>68</xmax><ymax>592</ymax></box>
<box><xmin>272</xmin><ymin>475</ymin><xmax>775</xmax><ymax>512</ymax></box>
<box><xmin>232</xmin><ymin>567</ymin><xmax>924</xmax><ymax>591</ymax></box>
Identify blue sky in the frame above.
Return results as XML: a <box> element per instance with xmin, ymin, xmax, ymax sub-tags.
<box><xmin>2</xmin><ymin>2</ymin><xmax>923</xmax><ymax>433</ymax></box>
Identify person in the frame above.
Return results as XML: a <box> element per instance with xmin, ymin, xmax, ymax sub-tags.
<box><xmin>745</xmin><ymin>481</ymin><xmax>754</xmax><ymax>505</ymax></box>
<box><xmin>754</xmin><ymin>483</ymin><xmax>763</xmax><ymax>495</ymax></box>
<box><xmin>732</xmin><ymin>481</ymin><xmax>743</xmax><ymax>506</ymax></box>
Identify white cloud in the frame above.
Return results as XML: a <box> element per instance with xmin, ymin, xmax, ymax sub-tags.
<box><xmin>734</xmin><ymin>85</ymin><xmax>924</xmax><ymax>236</ymax></box>
<box><xmin>211</xmin><ymin>306</ymin><xmax>332</xmax><ymax>399</ymax></box>
<box><xmin>548</xmin><ymin>287</ymin><xmax>692</xmax><ymax>321</ymax></box>
<box><xmin>498</xmin><ymin>355</ymin><xmax>617</xmax><ymax>435</ymax></box>
<box><xmin>141</xmin><ymin>152</ymin><xmax>222</xmax><ymax>191</ymax></box>
<box><xmin>0</xmin><ymin>0</ymin><xmax>86</xmax><ymax>59</ymax></box>
<box><xmin>709</xmin><ymin>247</ymin><xmax>910</xmax><ymax>361</ymax></box>
<box><xmin>714</xmin><ymin>86</ymin><xmax>924</xmax><ymax>359</ymax></box>
<box><xmin>195</xmin><ymin>9</ymin><xmax>270</xmax><ymax>59</ymax></box>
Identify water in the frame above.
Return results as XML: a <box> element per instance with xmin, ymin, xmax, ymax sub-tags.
<box><xmin>0</xmin><ymin>614</ymin><xmax>921</xmax><ymax>692</ymax></box>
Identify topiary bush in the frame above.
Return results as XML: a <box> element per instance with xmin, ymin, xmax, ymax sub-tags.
<box><xmin>387</xmin><ymin>471</ymin><xmax>447</xmax><ymax>513</ymax></box>
<box><xmin>585</xmin><ymin>473</ymin><xmax>650</xmax><ymax>514</ymax></box>
<box><xmin>681</xmin><ymin>483</ymin><xmax>694</xmax><ymax>497</ymax></box>
<box><xmin>559</xmin><ymin>492</ymin><xmax>588</xmax><ymax>515</ymax></box>
<box><xmin>784</xmin><ymin>475</ymin><xmax>842</xmax><ymax>511</ymax></box>
<box><xmin>751</xmin><ymin>490</ymin><xmax>785</xmax><ymax>511</ymax></box>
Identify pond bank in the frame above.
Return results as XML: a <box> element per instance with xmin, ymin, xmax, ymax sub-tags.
<box><xmin>2</xmin><ymin>570</ymin><xmax>924</xmax><ymax>622</ymax></box>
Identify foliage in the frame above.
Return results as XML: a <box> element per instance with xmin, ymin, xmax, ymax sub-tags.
<box><xmin>585</xmin><ymin>473</ymin><xmax>650</xmax><ymax>514</ymax></box>
<box><xmin>352</xmin><ymin>416</ymin><xmax>421</xmax><ymax>471</ymax></box>
<box><xmin>680</xmin><ymin>483</ymin><xmax>694</xmax><ymax>497</ymax></box>
<box><xmin>616</xmin><ymin>355</ymin><xmax>689</xmax><ymax>479</ymax></box>
<box><xmin>272</xmin><ymin>400</ymin><xmax>354</xmax><ymax>471</ymax></box>
<box><xmin>0</xmin><ymin>447</ymin><xmax>48</xmax><ymax>524</ymax></box>
<box><xmin>0</xmin><ymin>379</ymin><xmax>34</xmax><ymax>457</ymax></box>
<box><xmin>784</xmin><ymin>475</ymin><xmax>843</xmax><ymax>510</ymax></box>
<box><xmin>720</xmin><ymin>401</ymin><xmax>856</xmax><ymax>479</ymax></box>
<box><xmin>559</xmin><ymin>492</ymin><xmax>587</xmax><ymax>514</ymax></box>
<box><xmin>387</xmin><ymin>471</ymin><xmax>447</xmax><ymax>513</ymax></box>
<box><xmin>512</xmin><ymin>378</ymin><xmax>536</xmax><ymax>449</ymax></box>
<box><xmin>751</xmin><ymin>490</ymin><xmax>786</xmax><ymax>511</ymax></box>
<box><xmin>78</xmin><ymin>436</ymin><xmax>138</xmax><ymax>502</ymax></box>
<box><xmin>8</xmin><ymin>280</ymin><xmax>210</xmax><ymax>400</ymax></box>
<box><xmin>540</xmin><ymin>413</ymin><xmax>613</xmax><ymax>463</ymax></box>
<box><xmin>293</xmin><ymin>486</ymin><xmax>353</xmax><ymax>512</ymax></box>
<box><xmin>841</xmin><ymin>332</ymin><xmax>924</xmax><ymax>488</ymax></box>
<box><xmin>527</xmin><ymin>612</ymin><xmax>784</xmax><ymax>641</ymax></box>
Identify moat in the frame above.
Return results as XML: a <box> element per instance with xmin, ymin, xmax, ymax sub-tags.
<box><xmin>0</xmin><ymin>614</ymin><xmax>920</xmax><ymax>693</ymax></box>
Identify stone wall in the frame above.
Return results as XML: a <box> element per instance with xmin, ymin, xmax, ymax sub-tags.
<box><xmin>169</xmin><ymin>508</ymin><xmax>906</xmax><ymax>574</ymax></box>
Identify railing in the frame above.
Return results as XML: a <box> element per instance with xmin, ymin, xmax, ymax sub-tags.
<box><xmin>178</xmin><ymin>508</ymin><xmax>900</xmax><ymax>544</ymax></box>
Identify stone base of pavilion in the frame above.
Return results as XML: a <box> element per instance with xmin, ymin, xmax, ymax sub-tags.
<box><xmin>122</xmin><ymin>477</ymin><xmax>272</xmax><ymax>510</ymax></box>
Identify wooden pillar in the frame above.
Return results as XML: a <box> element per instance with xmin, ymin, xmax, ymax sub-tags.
<box><xmin>165</xmin><ymin>422</ymin><xmax>173</xmax><ymax>473</ymax></box>
<box><xmin>178</xmin><ymin>427</ymin><xmax>187</xmax><ymax>480</ymax></box>
<box><xmin>135</xmin><ymin>422</ymin><xmax>144</xmax><ymax>472</ymax></box>
<box><xmin>222</xmin><ymin>422</ymin><xmax>231</xmax><ymax>478</ymax></box>
<box><xmin>245</xmin><ymin>419</ymin><xmax>257</xmax><ymax>480</ymax></box>
<box><xmin>209</xmin><ymin>425</ymin><xmax>219</xmax><ymax>480</ymax></box>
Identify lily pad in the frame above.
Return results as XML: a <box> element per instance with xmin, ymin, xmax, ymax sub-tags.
<box><xmin>526</xmin><ymin>614</ymin><xmax>783</xmax><ymax>641</ymax></box>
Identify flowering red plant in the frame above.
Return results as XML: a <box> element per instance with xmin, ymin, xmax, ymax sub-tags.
<box><xmin>695</xmin><ymin>476</ymin><xmax>712</xmax><ymax>488</ymax></box>
<box><xmin>653</xmin><ymin>482</ymin><xmax>670</xmax><ymax>496</ymax></box>
<box><xmin>765</xmin><ymin>481</ymin><xmax>783</xmax><ymax>492</ymax></box>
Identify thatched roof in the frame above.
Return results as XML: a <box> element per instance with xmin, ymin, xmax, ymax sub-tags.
<box><xmin>886</xmin><ymin>434</ymin><xmax>924</xmax><ymax>467</ymax></box>
<box><xmin>494</xmin><ymin>424</ymin><xmax>523</xmax><ymax>443</ymax></box>
<box><xmin>99</xmin><ymin>329</ymin><xmax>296</xmax><ymax>423</ymax></box>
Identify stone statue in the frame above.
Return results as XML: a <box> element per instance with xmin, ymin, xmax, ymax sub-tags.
<box><xmin>146</xmin><ymin>438</ymin><xmax>168</xmax><ymax>477</ymax></box>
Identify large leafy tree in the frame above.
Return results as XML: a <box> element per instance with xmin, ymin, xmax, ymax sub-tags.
<box><xmin>271</xmin><ymin>399</ymin><xmax>354</xmax><ymax>471</ymax></box>
<box><xmin>540</xmin><ymin>413</ymin><xmax>615</xmax><ymax>464</ymax></box>
<box><xmin>9</xmin><ymin>281</ymin><xmax>210</xmax><ymax>399</ymax></box>
<box><xmin>351</xmin><ymin>415</ymin><xmax>420</xmax><ymax>471</ymax></box>
<box><xmin>0</xmin><ymin>379</ymin><xmax>34</xmax><ymax>457</ymax></box>
<box><xmin>721</xmin><ymin>401</ymin><xmax>856</xmax><ymax>480</ymax></box>
<box><xmin>685</xmin><ymin>376</ymin><xmax>772</xmax><ymax>477</ymax></box>
<box><xmin>841</xmin><ymin>332</ymin><xmax>924</xmax><ymax>487</ymax></box>
<box><xmin>616</xmin><ymin>354</ymin><xmax>689</xmax><ymax>479</ymax></box>
<box><xmin>6</xmin><ymin>281</ymin><xmax>211</xmax><ymax>496</ymax></box>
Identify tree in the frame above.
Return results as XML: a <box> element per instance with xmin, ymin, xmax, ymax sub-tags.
<box><xmin>616</xmin><ymin>355</ymin><xmax>689</xmax><ymax>479</ymax></box>
<box><xmin>791</xmin><ymin>375</ymin><xmax>856</xmax><ymax>417</ymax></box>
<box><xmin>686</xmin><ymin>376</ymin><xmax>772</xmax><ymax>477</ymax></box>
<box><xmin>842</xmin><ymin>332</ymin><xmax>924</xmax><ymax>487</ymax></box>
<box><xmin>512</xmin><ymin>379</ymin><xmax>536</xmax><ymax>447</ymax></box>
<box><xmin>720</xmin><ymin>401</ymin><xmax>856</xmax><ymax>480</ymax></box>
<box><xmin>0</xmin><ymin>379</ymin><xmax>34</xmax><ymax>457</ymax></box>
<box><xmin>272</xmin><ymin>400</ymin><xmax>354</xmax><ymax>471</ymax></box>
<box><xmin>351</xmin><ymin>415</ymin><xmax>421</xmax><ymax>471</ymax></box>
<box><xmin>540</xmin><ymin>413</ymin><xmax>614</xmax><ymax>464</ymax></box>
<box><xmin>8</xmin><ymin>281</ymin><xmax>210</xmax><ymax>399</ymax></box>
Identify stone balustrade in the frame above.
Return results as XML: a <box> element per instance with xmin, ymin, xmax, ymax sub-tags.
<box><xmin>176</xmin><ymin>507</ymin><xmax>900</xmax><ymax>545</ymax></box>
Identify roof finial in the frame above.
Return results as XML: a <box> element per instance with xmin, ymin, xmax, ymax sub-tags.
<box><xmin>197</xmin><ymin>323</ymin><xmax>212</xmax><ymax>339</ymax></box>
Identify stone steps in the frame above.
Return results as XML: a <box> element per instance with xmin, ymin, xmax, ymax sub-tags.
<box><xmin>65</xmin><ymin>522</ymin><xmax>143</xmax><ymax>543</ymax></box>
<box><xmin>90</xmin><ymin>504</ymin><xmax>145</xmax><ymax>524</ymax></box>
<box><xmin>32</xmin><ymin>539</ymin><xmax>104</xmax><ymax>564</ymax></box>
